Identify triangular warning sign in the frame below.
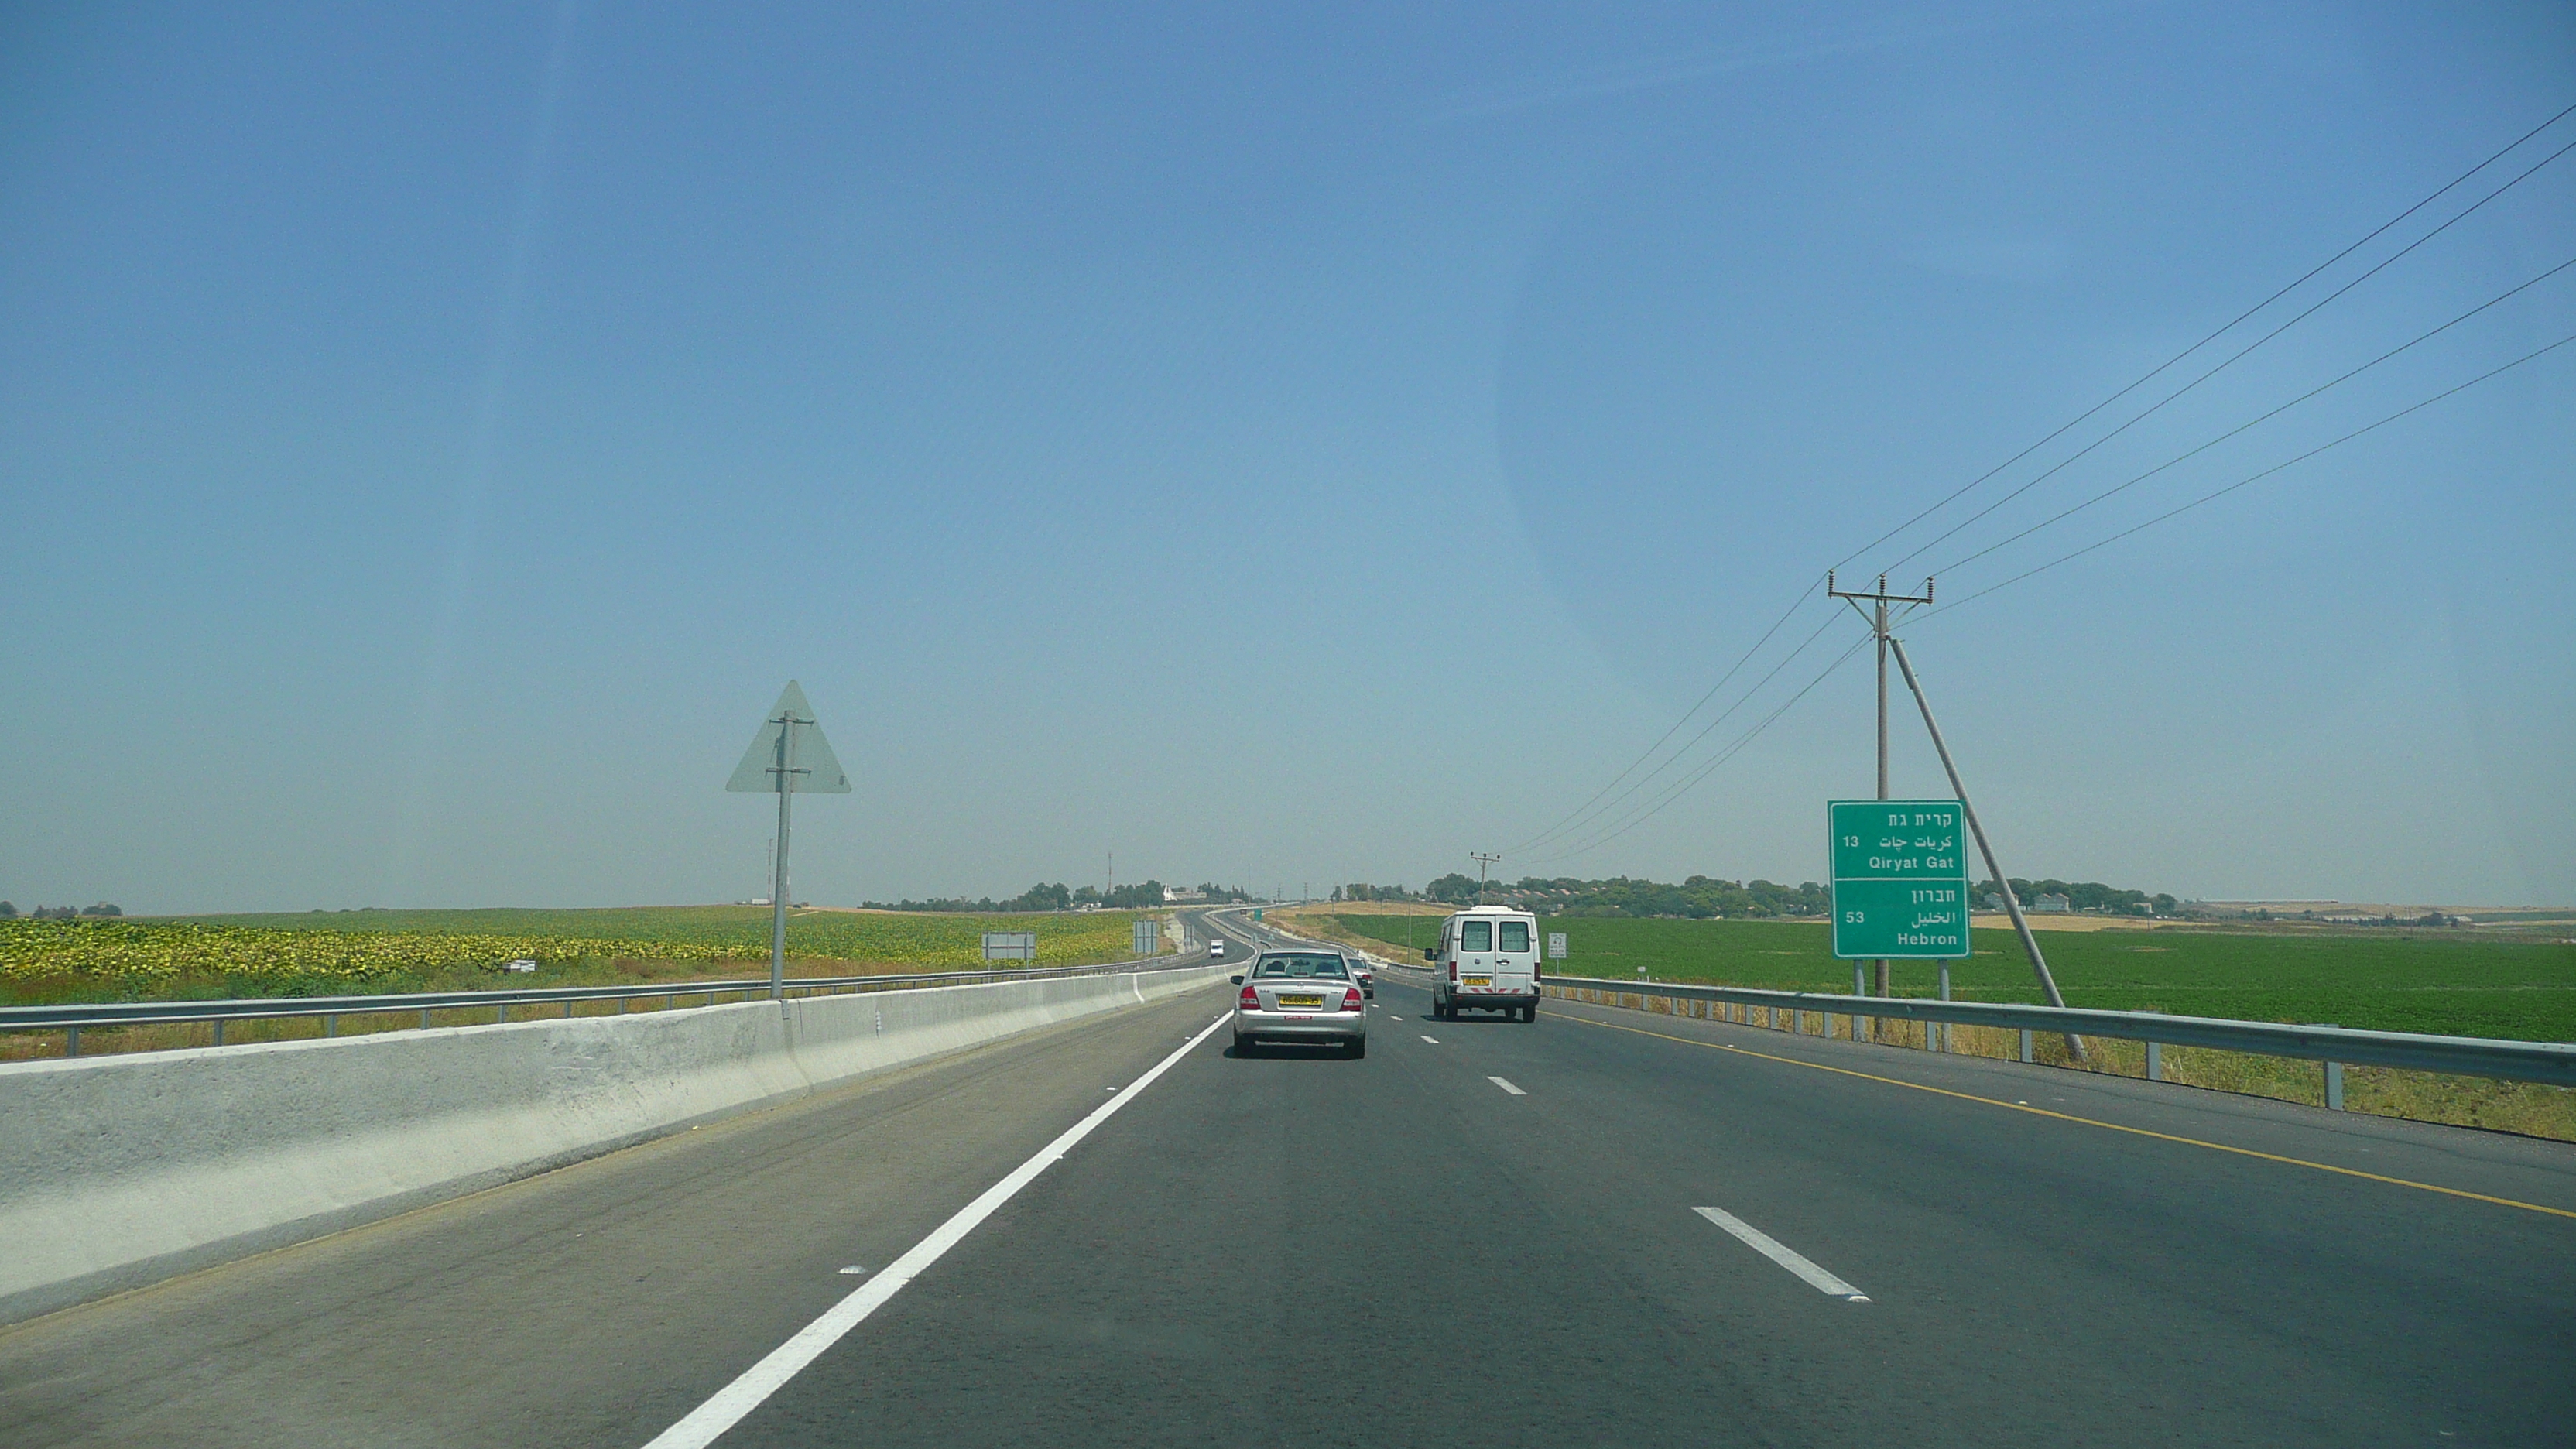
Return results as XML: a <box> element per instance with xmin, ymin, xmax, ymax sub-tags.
<box><xmin>726</xmin><ymin>680</ymin><xmax>851</xmax><ymax>793</ymax></box>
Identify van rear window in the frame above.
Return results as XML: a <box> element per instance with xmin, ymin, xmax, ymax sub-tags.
<box><xmin>1499</xmin><ymin>920</ymin><xmax>1530</xmax><ymax>952</ymax></box>
<box><xmin>1254</xmin><ymin>954</ymin><xmax>1348</xmax><ymax>979</ymax></box>
<box><xmin>1460</xmin><ymin>920</ymin><xmax>1492</xmax><ymax>952</ymax></box>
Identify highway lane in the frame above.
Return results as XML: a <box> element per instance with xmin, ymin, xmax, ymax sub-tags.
<box><xmin>5</xmin><ymin>909</ymin><xmax>2570</xmax><ymax>1445</ymax></box>
<box><xmin>693</xmin><ymin>962</ymin><xmax>2576</xmax><ymax>1447</ymax></box>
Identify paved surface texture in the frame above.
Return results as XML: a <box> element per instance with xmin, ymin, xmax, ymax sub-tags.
<box><xmin>7</xmin><ymin>913</ymin><xmax>2571</xmax><ymax>1447</ymax></box>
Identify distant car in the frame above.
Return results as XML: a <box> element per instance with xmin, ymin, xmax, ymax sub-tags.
<box><xmin>1233</xmin><ymin>950</ymin><xmax>1367</xmax><ymax>1057</ymax></box>
<box><xmin>1347</xmin><ymin>956</ymin><xmax>1373</xmax><ymax>998</ymax></box>
<box><xmin>1208</xmin><ymin>939</ymin><xmax>1226</xmax><ymax>959</ymax></box>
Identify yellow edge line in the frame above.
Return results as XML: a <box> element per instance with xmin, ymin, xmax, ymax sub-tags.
<box><xmin>1543</xmin><ymin>1005</ymin><xmax>2576</xmax><ymax>1222</ymax></box>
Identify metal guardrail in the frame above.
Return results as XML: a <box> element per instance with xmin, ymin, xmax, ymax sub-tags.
<box><xmin>1530</xmin><ymin>972</ymin><xmax>2576</xmax><ymax>1089</ymax></box>
<box><xmin>4</xmin><ymin>951</ymin><xmax>1210</xmax><ymax>1056</ymax></box>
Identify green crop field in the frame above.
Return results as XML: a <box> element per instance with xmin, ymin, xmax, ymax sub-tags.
<box><xmin>1328</xmin><ymin>914</ymin><xmax>2576</xmax><ymax>1043</ymax></box>
<box><xmin>0</xmin><ymin>907</ymin><xmax>1155</xmax><ymax>1005</ymax></box>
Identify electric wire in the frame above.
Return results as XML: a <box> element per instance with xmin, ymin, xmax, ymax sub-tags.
<box><xmin>1919</xmin><ymin>331</ymin><xmax>2576</xmax><ymax>622</ymax></box>
<box><xmin>1826</xmin><ymin>101</ymin><xmax>2576</xmax><ymax>575</ymax></box>
<box><xmin>1502</xmin><ymin>582</ymin><xmax>1820</xmax><ymax>855</ymax></box>
<box><xmin>1495</xmin><ymin>103</ymin><xmax>2576</xmax><ymax>872</ymax></box>
<box><xmin>1927</xmin><ymin>251</ymin><xmax>2576</xmax><ymax>577</ymax></box>
<box><xmin>1519</xmin><ymin>630</ymin><xmax>1877</xmax><ymax>866</ymax></box>
<box><xmin>1873</xmin><ymin>132</ymin><xmax>2576</xmax><ymax>578</ymax></box>
<box><xmin>1510</xmin><ymin>608</ymin><xmax>1849</xmax><ymax>858</ymax></box>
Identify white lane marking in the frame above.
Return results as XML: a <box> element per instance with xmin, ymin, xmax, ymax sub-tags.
<box><xmin>1488</xmin><ymin>1076</ymin><xmax>1526</xmax><ymax>1096</ymax></box>
<box><xmin>1420</xmin><ymin>1036</ymin><xmax>1440</xmax><ymax>1044</ymax></box>
<box><xmin>1691</xmin><ymin>1206</ymin><xmax>1871</xmax><ymax>1303</ymax></box>
<box><xmin>642</xmin><ymin>1011</ymin><xmax>1233</xmax><ymax>1448</ymax></box>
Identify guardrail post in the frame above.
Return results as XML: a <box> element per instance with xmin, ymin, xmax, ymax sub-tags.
<box><xmin>2019</xmin><ymin>1029</ymin><xmax>2033</xmax><ymax>1064</ymax></box>
<box><xmin>212</xmin><ymin>1020</ymin><xmax>225</xmax><ymax>1047</ymax></box>
<box><xmin>496</xmin><ymin>1003</ymin><xmax>508</xmax><ymax>1024</ymax></box>
<box><xmin>2145</xmin><ymin>1040</ymin><xmax>2161</xmax><ymax>1081</ymax></box>
<box><xmin>324</xmin><ymin>1013</ymin><xmax>337</xmax><ymax>1038</ymax></box>
<box><xmin>2325</xmin><ymin>1060</ymin><xmax>2345</xmax><ymax>1111</ymax></box>
<box><xmin>65</xmin><ymin>1026</ymin><xmax>79</xmax><ymax>1057</ymax></box>
<box><xmin>420</xmin><ymin>1009</ymin><xmax>431</xmax><ymax>1029</ymax></box>
<box><xmin>563</xmin><ymin>999</ymin><xmax>574</xmax><ymax>1019</ymax></box>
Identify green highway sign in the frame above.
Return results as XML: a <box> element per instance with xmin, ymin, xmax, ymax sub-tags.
<box><xmin>1829</xmin><ymin>799</ymin><xmax>1971</xmax><ymax>960</ymax></box>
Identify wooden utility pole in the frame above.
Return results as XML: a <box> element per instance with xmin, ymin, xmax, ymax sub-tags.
<box><xmin>1827</xmin><ymin>570</ymin><xmax>1933</xmax><ymax>1004</ymax></box>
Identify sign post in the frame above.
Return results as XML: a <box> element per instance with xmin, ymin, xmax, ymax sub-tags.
<box><xmin>1829</xmin><ymin>800</ymin><xmax>1969</xmax><ymax>963</ymax></box>
<box><xmin>727</xmin><ymin>681</ymin><xmax>852</xmax><ymax>1000</ymax></box>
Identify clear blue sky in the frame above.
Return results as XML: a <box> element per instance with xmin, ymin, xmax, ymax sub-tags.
<box><xmin>3</xmin><ymin>2</ymin><xmax>2570</xmax><ymax>913</ymax></box>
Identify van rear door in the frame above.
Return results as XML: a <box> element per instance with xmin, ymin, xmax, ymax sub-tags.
<box><xmin>1456</xmin><ymin>917</ymin><xmax>1493</xmax><ymax>988</ymax></box>
<box><xmin>1495</xmin><ymin>916</ymin><xmax>1536</xmax><ymax>991</ymax></box>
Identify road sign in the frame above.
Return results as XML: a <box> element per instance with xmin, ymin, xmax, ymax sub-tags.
<box><xmin>981</xmin><ymin>932</ymin><xmax>1036</xmax><ymax>962</ymax></box>
<box><xmin>1132</xmin><ymin>918</ymin><xmax>1159</xmax><ymax>957</ymax></box>
<box><xmin>1829</xmin><ymin>799</ymin><xmax>1970</xmax><ymax>960</ymax></box>
<box><xmin>726</xmin><ymin>682</ymin><xmax>851</xmax><ymax>794</ymax></box>
<box><xmin>1547</xmin><ymin>932</ymin><xmax>1567</xmax><ymax>961</ymax></box>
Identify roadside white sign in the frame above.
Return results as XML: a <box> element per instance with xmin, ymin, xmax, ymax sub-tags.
<box><xmin>1547</xmin><ymin>932</ymin><xmax>1567</xmax><ymax>961</ymax></box>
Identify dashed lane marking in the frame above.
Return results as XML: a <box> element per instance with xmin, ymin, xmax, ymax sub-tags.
<box><xmin>1488</xmin><ymin>1077</ymin><xmax>1526</xmax><ymax>1096</ymax></box>
<box><xmin>1420</xmin><ymin>1036</ymin><xmax>1440</xmax><ymax>1045</ymax></box>
<box><xmin>1692</xmin><ymin>1206</ymin><xmax>1870</xmax><ymax>1302</ymax></box>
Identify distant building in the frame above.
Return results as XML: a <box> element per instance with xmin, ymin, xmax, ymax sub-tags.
<box><xmin>1982</xmin><ymin>892</ymin><xmax>2006</xmax><ymax>911</ymax></box>
<box><xmin>2031</xmin><ymin>893</ymin><xmax>2072</xmax><ymax>913</ymax></box>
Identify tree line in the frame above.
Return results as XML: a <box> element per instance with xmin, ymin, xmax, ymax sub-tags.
<box><xmin>861</xmin><ymin>880</ymin><xmax>1239</xmax><ymax>913</ymax></box>
<box><xmin>2</xmin><ymin>901</ymin><xmax>122</xmax><ymax>920</ymax></box>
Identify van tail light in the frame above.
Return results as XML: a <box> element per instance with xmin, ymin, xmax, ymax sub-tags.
<box><xmin>1238</xmin><ymin>985</ymin><xmax>1261</xmax><ymax>1012</ymax></box>
<box><xmin>1341</xmin><ymin>988</ymin><xmax>1364</xmax><ymax>1012</ymax></box>
<box><xmin>1448</xmin><ymin>963</ymin><xmax>1458</xmax><ymax>982</ymax></box>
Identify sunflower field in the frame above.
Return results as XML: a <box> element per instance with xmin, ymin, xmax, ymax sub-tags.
<box><xmin>0</xmin><ymin>908</ymin><xmax>1163</xmax><ymax>1004</ymax></box>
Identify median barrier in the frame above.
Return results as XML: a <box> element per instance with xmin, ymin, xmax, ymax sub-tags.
<box><xmin>0</xmin><ymin>961</ymin><xmax>1227</xmax><ymax>1326</ymax></box>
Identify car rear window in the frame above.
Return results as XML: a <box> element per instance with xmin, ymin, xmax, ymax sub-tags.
<box><xmin>1254</xmin><ymin>954</ymin><xmax>1348</xmax><ymax>979</ymax></box>
<box><xmin>1460</xmin><ymin>920</ymin><xmax>1492</xmax><ymax>951</ymax></box>
<box><xmin>1499</xmin><ymin>920</ymin><xmax>1531</xmax><ymax>951</ymax></box>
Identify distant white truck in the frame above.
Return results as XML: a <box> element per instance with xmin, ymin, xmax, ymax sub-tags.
<box><xmin>1424</xmin><ymin>905</ymin><xmax>1543</xmax><ymax>1023</ymax></box>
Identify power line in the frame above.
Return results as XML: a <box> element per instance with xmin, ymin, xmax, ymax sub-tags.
<box><xmin>1930</xmin><ymin>252</ymin><xmax>2576</xmax><ymax>577</ymax></box>
<box><xmin>1920</xmin><ymin>331</ymin><xmax>2576</xmax><ymax>621</ymax></box>
<box><xmin>1496</xmin><ymin>101</ymin><xmax>2576</xmax><ymax>872</ymax></box>
<box><xmin>1511</xmin><ymin>608</ymin><xmax>1847</xmax><ymax>857</ymax></box>
<box><xmin>1520</xmin><ymin>630</ymin><xmax>1876</xmax><ymax>866</ymax></box>
<box><xmin>1502</xmin><ymin>583</ymin><xmax>1821</xmax><ymax>855</ymax></box>
<box><xmin>1876</xmin><ymin>132</ymin><xmax>2576</xmax><ymax>577</ymax></box>
<box><xmin>1828</xmin><ymin>100</ymin><xmax>2576</xmax><ymax>576</ymax></box>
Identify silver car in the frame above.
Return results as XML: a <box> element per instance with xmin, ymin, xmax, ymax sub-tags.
<box><xmin>1233</xmin><ymin>951</ymin><xmax>1368</xmax><ymax>1057</ymax></box>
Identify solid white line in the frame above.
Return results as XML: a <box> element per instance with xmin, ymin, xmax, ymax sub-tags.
<box><xmin>640</xmin><ymin>1011</ymin><xmax>1233</xmax><ymax>1448</ymax></box>
<box><xmin>1691</xmin><ymin>1206</ymin><xmax>1870</xmax><ymax>1302</ymax></box>
<box><xmin>1487</xmin><ymin>1076</ymin><xmax>1526</xmax><ymax>1096</ymax></box>
<box><xmin>1420</xmin><ymin>1036</ymin><xmax>1440</xmax><ymax>1044</ymax></box>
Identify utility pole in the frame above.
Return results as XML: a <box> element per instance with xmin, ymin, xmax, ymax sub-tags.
<box><xmin>1470</xmin><ymin>851</ymin><xmax>1501</xmax><ymax>906</ymax></box>
<box><xmin>1888</xmin><ymin>635</ymin><xmax>2087</xmax><ymax>1063</ymax></box>
<box><xmin>1828</xmin><ymin>570</ymin><xmax>1932</xmax><ymax>1002</ymax></box>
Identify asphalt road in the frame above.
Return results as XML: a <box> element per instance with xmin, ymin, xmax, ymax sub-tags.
<box><xmin>5</xmin><ymin>911</ymin><xmax>2571</xmax><ymax>1446</ymax></box>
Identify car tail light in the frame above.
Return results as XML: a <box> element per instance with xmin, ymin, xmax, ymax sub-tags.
<box><xmin>1238</xmin><ymin>985</ymin><xmax>1260</xmax><ymax>1012</ymax></box>
<box><xmin>1448</xmin><ymin>962</ymin><xmax>1458</xmax><ymax>982</ymax></box>
<box><xmin>1341</xmin><ymin>988</ymin><xmax>1364</xmax><ymax>1012</ymax></box>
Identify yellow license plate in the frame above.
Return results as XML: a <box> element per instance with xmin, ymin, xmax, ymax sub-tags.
<box><xmin>1276</xmin><ymin>993</ymin><xmax>1324</xmax><ymax>1009</ymax></box>
<box><xmin>1462</xmin><ymin>976</ymin><xmax>1492</xmax><ymax>987</ymax></box>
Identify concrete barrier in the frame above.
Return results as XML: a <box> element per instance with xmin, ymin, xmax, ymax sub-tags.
<box><xmin>0</xmin><ymin>963</ymin><xmax>1226</xmax><ymax>1325</ymax></box>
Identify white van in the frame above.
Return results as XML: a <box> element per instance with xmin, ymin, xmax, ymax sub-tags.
<box><xmin>1424</xmin><ymin>905</ymin><xmax>1543</xmax><ymax>1022</ymax></box>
